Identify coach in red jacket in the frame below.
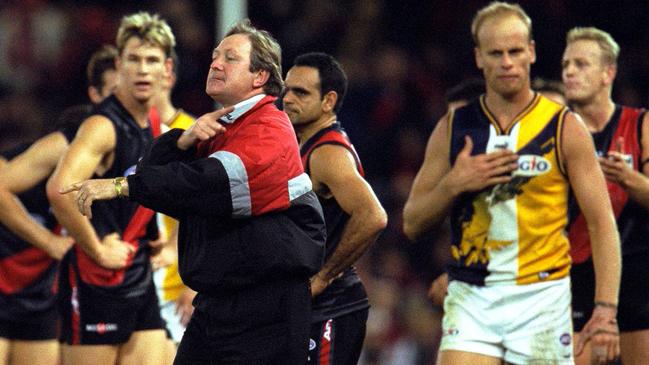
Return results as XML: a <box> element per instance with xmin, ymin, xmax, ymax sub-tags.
<box><xmin>62</xmin><ymin>19</ymin><xmax>326</xmax><ymax>365</ymax></box>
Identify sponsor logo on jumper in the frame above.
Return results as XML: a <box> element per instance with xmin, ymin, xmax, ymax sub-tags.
<box><xmin>323</xmin><ymin>319</ymin><xmax>333</xmax><ymax>341</ymax></box>
<box><xmin>85</xmin><ymin>323</ymin><xmax>118</xmax><ymax>334</ymax></box>
<box><xmin>514</xmin><ymin>155</ymin><xmax>551</xmax><ymax>177</ymax></box>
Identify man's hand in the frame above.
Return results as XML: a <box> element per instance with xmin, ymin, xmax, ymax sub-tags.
<box><xmin>445</xmin><ymin>136</ymin><xmax>519</xmax><ymax>194</ymax></box>
<box><xmin>60</xmin><ymin>178</ymin><xmax>118</xmax><ymax>219</ymax></box>
<box><xmin>177</xmin><ymin>106</ymin><xmax>234</xmax><ymax>150</ymax></box>
<box><xmin>574</xmin><ymin>305</ymin><xmax>619</xmax><ymax>364</ymax></box>
<box><xmin>309</xmin><ymin>272</ymin><xmax>342</xmax><ymax>298</ymax></box>
<box><xmin>149</xmin><ymin>238</ymin><xmax>178</xmax><ymax>271</ymax></box>
<box><xmin>599</xmin><ymin>151</ymin><xmax>637</xmax><ymax>188</ymax></box>
<box><xmin>427</xmin><ymin>272</ymin><xmax>449</xmax><ymax>308</ymax></box>
<box><xmin>175</xmin><ymin>287</ymin><xmax>197</xmax><ymax>327</ymax></box>
<box><xmin>94</xmin><ymin>232</ymin><xmax>136</xmax><ymax>269</ymax></box>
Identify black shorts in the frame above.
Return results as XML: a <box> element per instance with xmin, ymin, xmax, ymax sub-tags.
<box><xmin>308</xmin><ymin>308</ymin><xmax>368</xmax><ymax>365</ymax></box>
<box><xmin>0</xmin><ymin>307</ymin><xmax>58</xmax><ymax>341</ymax></box>
<box><xmin>58</xmin><ymin>270</ymin><xmax>165</xmax><ymax>345</ymax></box>
<box><xmin>174</xmin><ymin>277</ymin><xmax>311</xmax><ymax>365</ymax></box>
<box><xmin>571</xmin><ymin>252</ymin><xmax>649</xmax><ymax>332</ymax></box>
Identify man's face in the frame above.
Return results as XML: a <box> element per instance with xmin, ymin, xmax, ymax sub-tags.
<box><xmin>474</xmin><ymin>15</ymin><xmax>535</xmax><ymax>99</ymax></box>
<box><xmin>562</xmin><ymin>40</ymin><xmax>612</xmax><ymax>105</ymax></box>
<box><xmin>283</xmin><ymin>66</ymin><xmax>324</xmax><ymax>126</ymax></box>
<box><xmin>117</xmin><ymin>37</ymin><xmax>168</xmax><ymax>104</ymax></box>
<box><xmin>206</xmin><ymin>34</ymin><xmax>260</xmax><ymax>106</ymax></box>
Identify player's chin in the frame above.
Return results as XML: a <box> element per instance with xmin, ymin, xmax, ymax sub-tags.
<box><xmin>133</xmin><ymin>92</ymin><xmax>152</xmax><ymax>103</ymax></box>
<box><xmin>496</xmin><ymin>84</ymin><xmax>524</xmax><ymax>98</ymax></box>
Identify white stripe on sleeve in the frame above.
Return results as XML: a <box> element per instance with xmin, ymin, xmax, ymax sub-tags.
<box><xmin>209</xmin><ymin>151</ymin><xmax>251</xmax><ymax>217</ymax></box>
<box><xmin>288</xmin><ymin>173</ymin><xmax>312</xmax><ymax>201</ymax></box>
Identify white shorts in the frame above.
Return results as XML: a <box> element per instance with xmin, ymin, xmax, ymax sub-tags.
<box><xmin>159</xmin><ymin>299</ymin><xmax>185</xmax><ymax>343</ymax></box>
<box><xmin>440</xmin><ymin>277</ymin><xmax>574</xmax><ymax>364</ymax></box>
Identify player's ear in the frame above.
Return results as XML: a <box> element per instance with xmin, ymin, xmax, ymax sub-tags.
<box><xmin>321</xmin><ymin>91</ymin><xmax>337</xmax><ymax>113</ymax></box>
<box><xmin>88</xmin><ymin>86</ymin><xmax>102</xmax><ymax>104</ymax></box>
<box><xmin>603</xmin><ymin>64</ymin><xmax>617</xmax><ymax>87</ymax></box>
<box><xmin>529</xmin><ymin>40</ymin><xmax>536</xmax><ymax>64</ymax></box>
<box><xmin>474</xmin><ymin>46</ymin><xmax>484</xmax><ymax>70</ymax></box>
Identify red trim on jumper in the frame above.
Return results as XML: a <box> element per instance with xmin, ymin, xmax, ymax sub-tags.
<box><xmin>319</xmin><ymin>319</ymin><xmax>333</xmax><ymax>365</ymax></box>
<box><xmin>301</xmin><ymin>128</ymin><xmax>365</xmax><ymax>178</ymax></box>
<box><xmin>148</xmin><ymin>106</ymin><xmax>162</xmax><ymax>137</ymax></box>
<box><xmin>0</xmin><ymin>247</ymin><xmax>52</xmax><ymax>294</ymax></box>
<box><xmin>69</xmin><ymin>265</ymin><xmax>81</xmax><ymax>345</ymax></box>
<box><xmin>76</xmin><ymin>111</ymin><xmax>162</xmax><ymax>286</ymax></box>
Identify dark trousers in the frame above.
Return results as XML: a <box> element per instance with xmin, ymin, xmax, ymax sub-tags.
<box><xmin>174</xmin><ymin>277</ymin><xmax>311</xmax><ymax>365</ymax></box>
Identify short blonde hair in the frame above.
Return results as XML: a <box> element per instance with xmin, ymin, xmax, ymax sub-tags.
<box><xmin>116</xmin><ymin>12</ymin><xmax>176</xmax><ymax>58</ymax></box>
<box><xmin>225</xmin><ymin>19</ymin><xmax>283</xmax><ymax>97</ymax></box>
<box><xmin>566</xmin><ymin>27</ymin><xmax>619</xmax><ymax>66</ymax></box>
<box><xmin>471</xmin><ymin>2</ymin><xmax>532</xmax><ymax>46</ymax></box>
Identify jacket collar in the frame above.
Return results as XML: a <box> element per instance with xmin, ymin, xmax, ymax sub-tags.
<box><xmin>219</xmin><ymin>94</ymin><xmax>266</xmax><ymax>124</ymax></box>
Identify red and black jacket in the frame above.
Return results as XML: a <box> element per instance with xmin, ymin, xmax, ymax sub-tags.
<box><xmin>128</xmin><ymin>95</ymin><xmax>326</xmax><ymax>294</ymax></box>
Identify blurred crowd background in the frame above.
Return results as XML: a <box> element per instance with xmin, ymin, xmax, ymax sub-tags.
<box><xmin>2</xmin><ymin>1</ymin><xmax>649</xmax><ymax>363</ymax></box>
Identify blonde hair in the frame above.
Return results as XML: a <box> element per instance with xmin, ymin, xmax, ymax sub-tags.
<box><xmin>471</xmin><ymin>2</ymin><xmax>532</xmax><ymax>46</ymax></box>
<box><xmin>225</xmin><ymin>19</ymin><xmax>283</xmax><ymax>96</ymax></box>
<box><xmin>116</xmin><ymin>12</ymin><xmax>176</xmax><ymax>57</ymax></box>
<box><xmin>566</xmin><ymin>27</ymin><xmax>619</xmax><ymax>66</ymax></box>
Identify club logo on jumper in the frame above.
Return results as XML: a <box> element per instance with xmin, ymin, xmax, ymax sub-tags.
<box><xmin>514</xmin><ymin>155</ymin><xmax>551</xmax><ymax>177</ymax></box>
<box><xmin>85</xmin><ymin>322</ymin><xmax>118</xmax><ymax>334</ymax></box>
<box><xmin>560</xmin><ymin>333</ymin><xmax>571</xmax><ymax>346</ymax></box>
<box><xmin>309</xmin><ymin>339</ymin><xmax>316</xmax><ymax>351</ymax></box>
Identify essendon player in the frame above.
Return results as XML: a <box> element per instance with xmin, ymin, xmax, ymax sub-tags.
<box><xmin>0</xmin><ymin>45</ymin><xmax>117</xmax><ymax>365</ymax></box>
<box><xmin>563</xmin><ymin>27</ymin><xmax>649</xmax><ymax>365</ymax></box>
<box><xmin>283</xmin><ymin>52</ymin><xmax>387</xmax><ymax>365</ymax></box>
<box><xmin>46</xmin><ymin>12</ymin><xmax>175</xmax><ymax>365</ymax></box>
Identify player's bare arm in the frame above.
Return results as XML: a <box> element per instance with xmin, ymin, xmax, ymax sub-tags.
<box><xmin>308</xmin><ymin>144</ymin><xmax>387</xmax><ymax>296</ymax></box>
<box><xmin>47</xmin><ymin>115</ymin><xmax>134</xmax><ymax>269</ymax></box>
<box><xmin>0</xmin><ymin>132</ymin><xmax>74</xmax><ymax>259</ymax></box>
<box><xmin>563</xmin><ymin>111</ymin><xmax>621</xmax><ymax>362</ymax></box>
<box><xmin>403</xmin><ymin>114</ymin><xmax>518</xmax><ymax>240</ymax></box>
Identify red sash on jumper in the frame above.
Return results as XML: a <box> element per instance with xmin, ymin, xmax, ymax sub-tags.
<box><xmin>77</xmin><ymin>110</ymin><xmax>162</xmax><ymax>286</ymax></box>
